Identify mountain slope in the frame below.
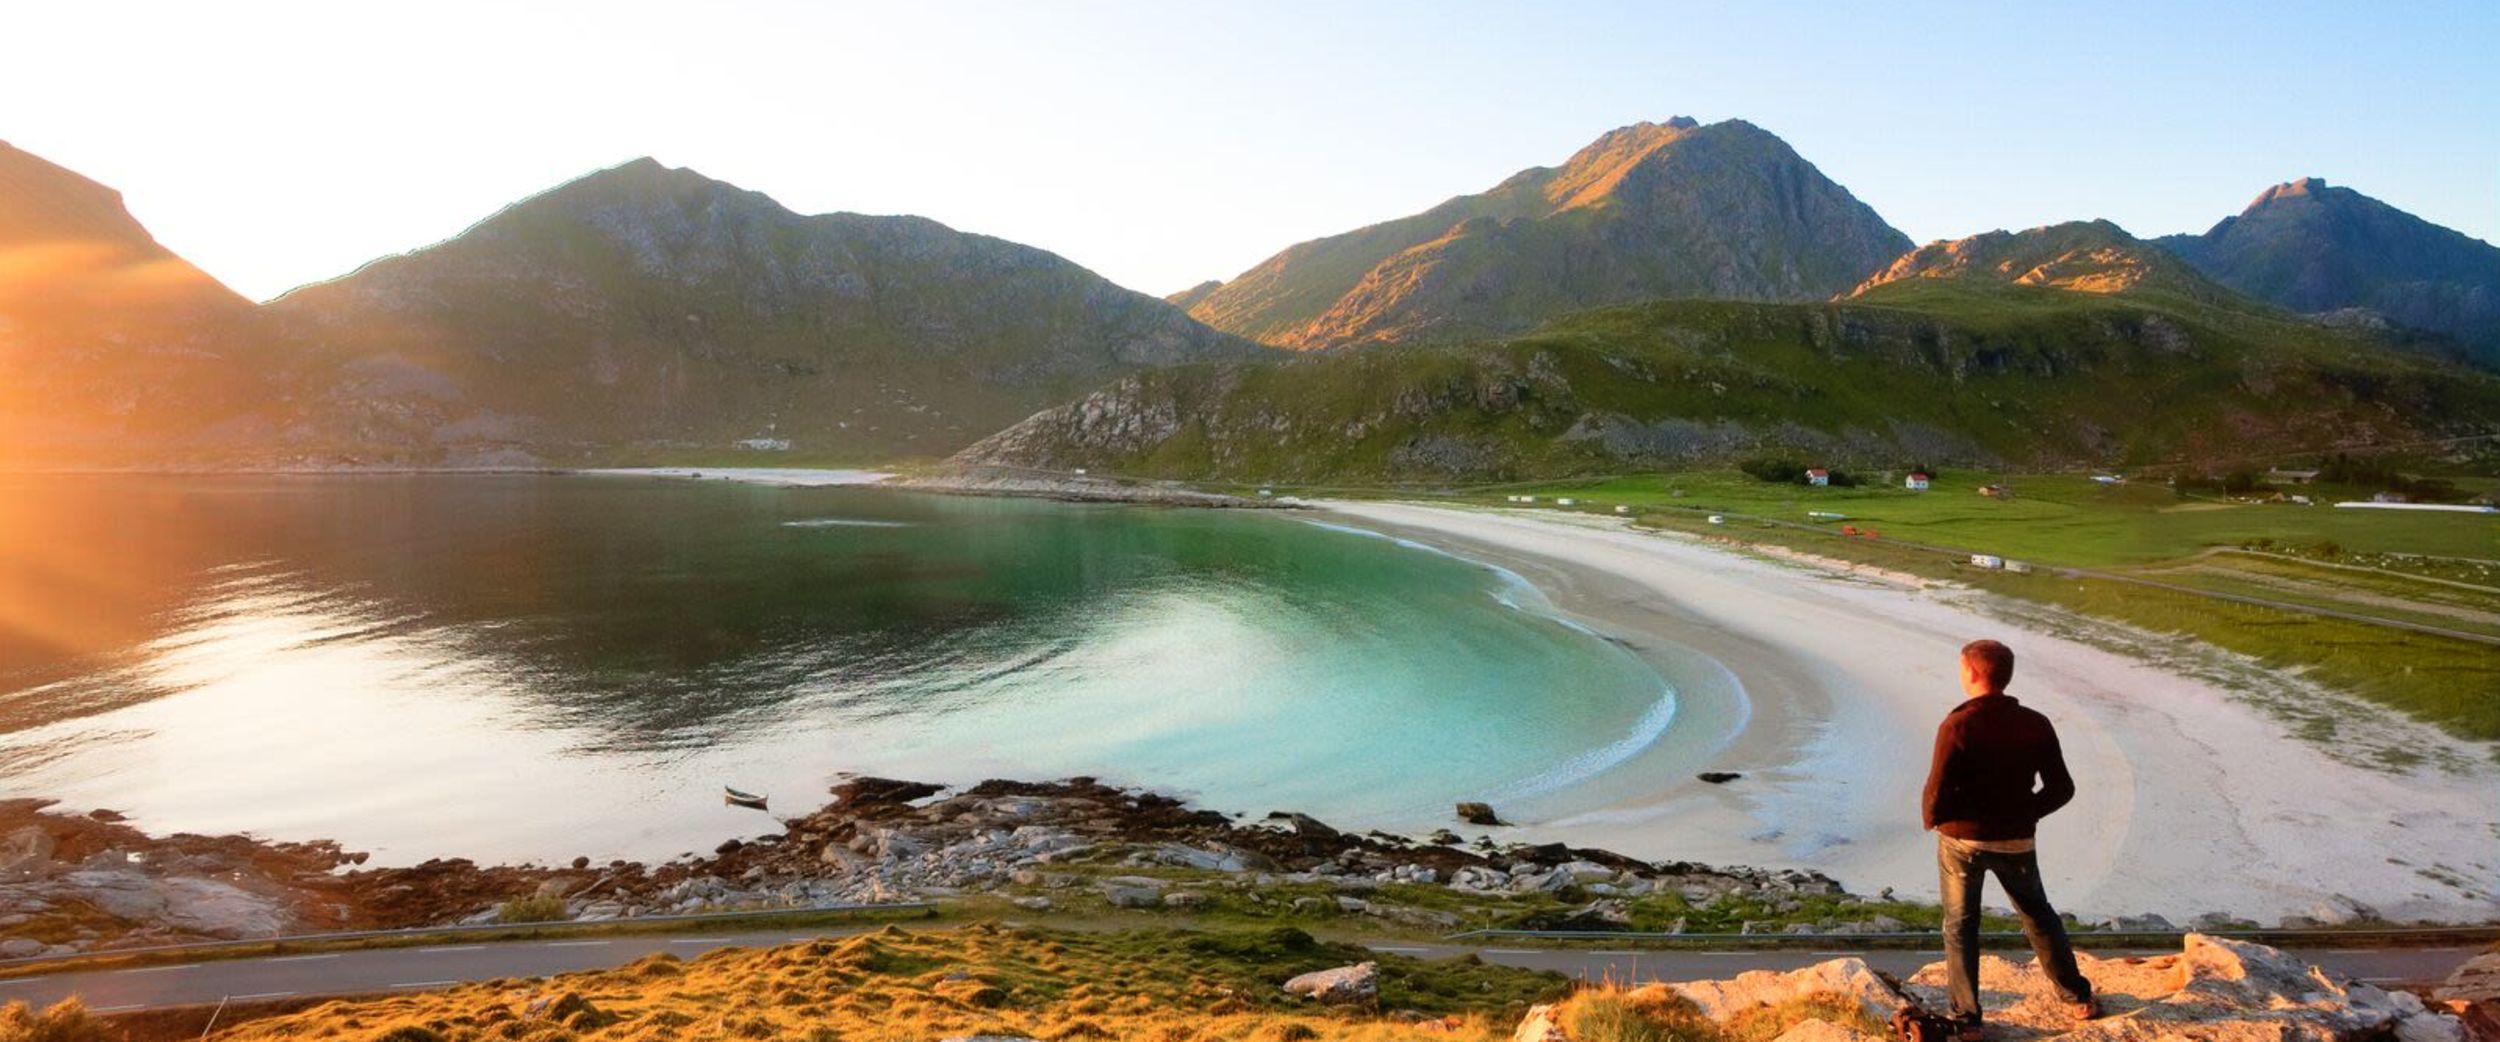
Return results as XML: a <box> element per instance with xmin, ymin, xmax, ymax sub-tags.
<box><xmin>1182</xmin><ymin>118</ymin><xmax>1912</xmax><ymax>350</ymax></box>
<box><xmin>963</xmin><ymin>227</ymin><xmax>2500</xmax><ymax>481</ymax></box>
<box><xmin>2154</xmin><ymin>179</ymin><xmax>2500</xmax><ymax>364</ymax></box>
<box><xmin>0</xmin><ymin>141</ymin><xmax>275</xmax><ymax>465</ymax></box>
<box><xmin>272</xmin><ymin>158</ymin><xmax>1263</xmax><ymax>463</ymax></box>
<box><xmin>1848</xmin><ymin>219</ymin><xmax>2242</xmax><ymax>307</ymax></box>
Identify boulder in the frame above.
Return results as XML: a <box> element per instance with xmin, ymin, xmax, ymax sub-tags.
<box><xmin>1698</xmin><ymin>772</ymin><xmax>1743</xmax><ymax>784</ymax></box>
<box><xmin>2433</xmin><ymin>952</ymin><xmax>2500</xmax><ymax>1042</ymax></box>
<box><xmin>1456</xmin><ymin>802</ymin><xmax>1504</xmax><ymax>826</ymax></box>
<box><xmin>1513</xmin><ymin>1003</ymin><xmax>1568</xmax><ymax>1042</ymax></box>
<box><xmin>1283</xmin><ymin>961</ymin><xmax>1378</xmax><ymax>1006</ymax></box>
<box><xmin>0</xmin><ymin>937</ymin><xmax>42</xmax><ymax>959</ymax></box>
<box><xmin>1671</xmin><ymin>957</ymin><xmax>1907</xmax><ymax>1023</ymax></box>
<box><xmin>1100</xmin><ymin>885</ymin><xmax>1162</xmax><ymax>909</ymax></box>
<box><xmin>0</xmin><ymin>826</ymin><xmax>55</xmax><ymax>878</ymax></box>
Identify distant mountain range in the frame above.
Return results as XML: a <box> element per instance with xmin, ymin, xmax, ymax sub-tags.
<box><xmin>6</xmin><ymin>125</ymin><xmax>2497</xmax><ymax>473</ymax></box>
<box><xmin>2154</xmin><ymin>178</ymin><xmax>2500</xmax><ymax>366</ymax></box>
<box><xmin>1175</xmin><ymin>118</ymin><xmax>1911</xmax><ymax>350</ymax></box>
<box><xmin>0</xmin><ymin>147</ymin><xmax>1259</xmax><ymax>466</ymax></box>
<box><xmin>963</xmin><ymin>222</ymin><xmax>2500</xmax><ymax>480</ymax></box>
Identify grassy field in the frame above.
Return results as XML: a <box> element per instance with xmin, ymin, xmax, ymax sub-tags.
<box><xmin>1485</xmin><ymin>471</ymin><xmax>2499</xmax><ymax>568</ymax></box>
<box><xmin>1414</xmin><ymin>470</ymin><xmax>2499</xmax><ymax>746</ymax></box>
<box><xmin>180</xmin><ymin>923</ymin><xmax>1569</xmax><ymax>1042</ymax></box>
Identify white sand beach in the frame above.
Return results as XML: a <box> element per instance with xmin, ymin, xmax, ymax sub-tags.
<box><xmin>1320</xmin><ymin>501</ymin><xmax>2500</xmax><ymax>925</ymax></box>
<box><xmin>579</xmin><ymin>467</ymin><xmax>895</xmax><ymax>486</ymax></box>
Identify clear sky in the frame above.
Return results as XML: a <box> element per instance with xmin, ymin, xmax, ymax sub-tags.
<box><xmin>9</xmin><ymin>1</ymin><xmax>2495</xmax><ymax>302</ymax></box>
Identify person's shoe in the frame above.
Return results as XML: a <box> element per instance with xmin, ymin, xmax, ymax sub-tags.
<box><xmin>1954</xmin><ymin>1019</ymin><xmax>1986</xmax><ymax>1041</ymax></box>
<box><xmin>2068</xmin><ymin>997</ymin><xmax>2101</xmax><ymax>1021</ymax></box>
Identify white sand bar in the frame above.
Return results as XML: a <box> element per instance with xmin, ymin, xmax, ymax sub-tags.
<box><xmin>1320</xmin><ymin>501</ymin><xmax>2500</xmax><ymax>924</ymax></box>
<box><xmin>579</xmin><ymin>468</ymin><xmax>894</xmax><ymax>487</ymax></box>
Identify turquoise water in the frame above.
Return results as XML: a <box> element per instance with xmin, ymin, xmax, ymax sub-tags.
<box><xmin>0</xmin><ymin>474</ymin><xmax>1683</xmax><ymax>863</ymax></box>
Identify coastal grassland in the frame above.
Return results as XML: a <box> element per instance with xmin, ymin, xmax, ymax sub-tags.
<box><xmin>202</xmin><ymin>923</ymin><xmax>1567</xmax><ymax>1042</ymax></box>
<box><xmin>1472</xmin><ymin>471</ymin><xmax>2499</xmax><ymax>568</ymax></box>
<box><xmin>1438</xmin><ymin>472</ymin><xmax>2498</xmax><ymax>745</ymax></box>
<box><xmin>935</xmin><ymin>864</ymin><xmax>2028</xmax><ymax>941</ymax></box>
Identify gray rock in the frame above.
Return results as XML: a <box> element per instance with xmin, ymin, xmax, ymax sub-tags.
<box><xmin>1100</xmin><ymin>885</ymin><xmax>1162</xmax><ymax>909</ymax></box>
<box><xmin>1283</xmin><ymin>961</ymin><xmax>1378</xmax><ymax>1006</ymax></box>
<box><xmin>0</xmin><ymin>938</ymin><xmax>42</xmax><ymax>959</ymax></box>
<box><xmin>0</xmin><ymin>826</ymin><xmax>56</xmax><ymax>878</ymax></box>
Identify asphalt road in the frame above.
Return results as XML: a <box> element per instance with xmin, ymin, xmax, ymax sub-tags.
<box><xmin>0</xmin><ymin>931</ymin><xmax>2479</xmax><ymax>1016</ymax></box>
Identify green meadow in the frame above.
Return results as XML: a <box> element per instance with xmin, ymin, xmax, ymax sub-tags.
<box><xmin>1448</xmin><ymin>470</ymin><xmax>2500</xmax><ymax>745</ymax></box>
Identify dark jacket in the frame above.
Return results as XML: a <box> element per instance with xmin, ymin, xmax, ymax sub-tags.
<box><xmin>1921</xmin><ymin>693</ymin><xmax>2075</xmax><ymax>840</ymax></box>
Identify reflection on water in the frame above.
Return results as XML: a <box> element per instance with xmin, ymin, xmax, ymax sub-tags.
<box><xmin>0</xmin><ymin>474</ymin><xmax>1678</xmax><ymax>863</ymax></box>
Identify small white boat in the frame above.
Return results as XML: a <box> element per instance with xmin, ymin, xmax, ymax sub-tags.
<box><xmin>724</xmin><ymin>786</ymin><xmax>769</xmax><ymax>810</ymax></box>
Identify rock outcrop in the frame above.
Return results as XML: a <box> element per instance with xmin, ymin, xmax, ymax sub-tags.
<box><xmin>1514</xmin><ymin>935</ymin><xmax>2468</xmax><ymax>1042</ymax></box>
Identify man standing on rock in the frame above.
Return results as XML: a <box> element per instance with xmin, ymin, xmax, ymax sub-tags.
<box><xmin>1923</xmin><ymin>639</ymin><xmax>2097</xmax><ymax>1036</ymax></box>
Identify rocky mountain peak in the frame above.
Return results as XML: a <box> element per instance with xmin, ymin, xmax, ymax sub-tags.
<box><xmin>2157</xmin><ymin>179</ymin><xmax>2500</xmax><ymax>363</ymax></box>
<box><xmin>2248</xmin><ymin>176</ymin><xmax>2332</xmax><ymax>210</ymax></box>
<box><xmin>1181</xmin><ymin>117</ymin><xmax>1910</xmax><ymax>349</ymax></box>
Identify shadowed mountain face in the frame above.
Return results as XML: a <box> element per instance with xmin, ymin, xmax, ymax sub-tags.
<box><xmin>271</xmin><ymin>159</ymin><xmax>1264</xmax><ymax>464</ymax></box>
<box><xmin>962</xmin><ymin>224</ymin><xmax>2500</xmax><ymax>481</ymax></box>
<box><xmin>0</xmin><ymin>142</ymin><xmax>275</xmax><ymax>465</ymax></box>
<box><xmin>2155</xmin><ymin>179</ymin><xmax>2500</xmax><ymax>365</ymax></box>
<box><xmin>1179</xmin><ymin>118</ymin><xmax>1913</xmax><ymax>351</ymax></box>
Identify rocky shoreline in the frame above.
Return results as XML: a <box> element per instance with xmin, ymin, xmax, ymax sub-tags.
<box><xmin>3</xmin><ymin>778</ymin><xmax>1844</xmax><ymax>958</ymax></box>
<box><xmin>0</xmin><ymin>776</ymin><xmax>2458</xmax><ymax>962</ymax></box>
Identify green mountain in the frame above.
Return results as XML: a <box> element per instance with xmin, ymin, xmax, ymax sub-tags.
<box><xmin>960</xmin><ymin>226</ymin><xmax>2500</xmax><ymax>481</ymax></box>
<box><xmin>2154</xmin><ymin>179</ymin><xmax>2500</xmax><ymax>365</ymax></box>
<box><xmin>1179</xmin><ymin>118</ymin><xmax>1912</xmax><ymax>350</ymax></box>
<box><xmin>268</xmin><ymin>158</ymin><xmax>1265</xmax><ymax>464</ymax></box>
<box><xmin>0</xmin><ymin>141</ymin><xmax>275</xmax><ymax>466</ymax></box>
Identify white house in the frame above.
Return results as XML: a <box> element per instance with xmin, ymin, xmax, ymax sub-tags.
<box><xmin>1805</xmin><ymin>468</ymin><xmax>1831</xmax><ymax>486</ymax></box>
<box><xmin>1555</xmin><ymin>497</ymin><xmax>1578</xmax><ymax>506</ymax></box>
<box><xmin>1969</xmin><ymin>554</ymin><xmax>2005</xmax><ymax>569</ymax></box>
<box><xmin>1904</xmin><ymin>472</ymin><xmax>1931</xmax><ymax>491</ymax></box>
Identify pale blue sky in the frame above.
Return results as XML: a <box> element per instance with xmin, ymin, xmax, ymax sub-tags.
<box><xmin>8</xmin><ymin>0</ymin><xmax>2494</xmax><ymax>301</ymax></box>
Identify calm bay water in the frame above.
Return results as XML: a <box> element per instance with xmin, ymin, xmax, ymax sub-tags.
<box><xmin>0</xmin><ymin>474</ymin><xmax>1680</xmax><ymax>863</ymax></box>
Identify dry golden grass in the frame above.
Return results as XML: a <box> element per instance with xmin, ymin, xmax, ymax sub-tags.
<box><xmin>1548</xmin><ymin>982</ymin><xmax>1883</xmax><ymax>1042</ymax></box>
<box><xmin>206</xmin><ymin>923</ymin><xmax>1564</xmax><ymax>1042</ymax></box>
<box><xmin>0</xmin><ymin>997</ymin><xmax>112</xmax><ymax>1042</ymax></box>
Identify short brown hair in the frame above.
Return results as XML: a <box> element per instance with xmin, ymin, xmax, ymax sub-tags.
<box><xmin>1962</xmin><ymin>639</ymin><xmax>2015</xmax><ymax>690</ymax></box>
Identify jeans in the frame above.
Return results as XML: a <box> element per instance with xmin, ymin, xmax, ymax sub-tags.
<box><xmin>1938</xmin><ymin>836</ymin><xmax>2092</xmax><ymax>1021</ymax></box>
